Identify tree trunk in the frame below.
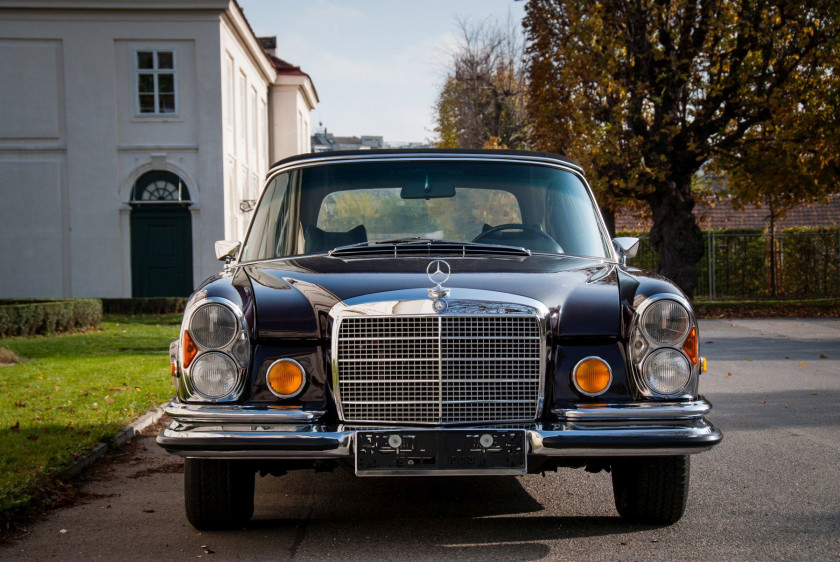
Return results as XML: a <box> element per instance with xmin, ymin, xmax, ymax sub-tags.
<box><xmin>768</xmin><ymin>211</ymin><xmax>777</xmax><ymax>297</ymax></box>
<box><xmin>601</xmin><ymin>207</ymin><xmax>617</xmax><ymax>238</ymax></box>
<box><xmin>648</xmin><ymin>177</ymin><xmax>705</xmax><ymax>298</ymax></box>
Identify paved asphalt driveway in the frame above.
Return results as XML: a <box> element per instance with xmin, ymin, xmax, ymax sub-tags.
<box><xmin>2</xmin><ymin>318</ymin><xmax>839</xmax><ymax>561</ymax></box>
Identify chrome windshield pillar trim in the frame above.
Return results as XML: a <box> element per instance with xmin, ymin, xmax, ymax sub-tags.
<box><xmin>552</xmin><ymin>398</ymin><xmax>713</xmax><ymax>421</ymax></box>
<box><xmin>164</xmin><ymin>401</ymin><xmax>325</xmax><ymax>424</ymax></box>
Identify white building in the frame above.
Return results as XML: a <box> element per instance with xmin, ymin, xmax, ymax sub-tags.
<box><xmin>0</xmin><ymin>0</ymin><xmax>317</xmax><ymax>298</ymax></box>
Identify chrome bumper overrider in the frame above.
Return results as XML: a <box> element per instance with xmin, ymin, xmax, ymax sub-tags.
<box><xmin>157</xmin><ymin>398</ymin><xmax>722</xmax><ymax>459</ymax></box>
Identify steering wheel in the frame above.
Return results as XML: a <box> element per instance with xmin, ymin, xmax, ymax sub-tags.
<box><xmin>472</xmin><ymin>224</ymin><xmax>562</xmax><ymax>252</ymax></box>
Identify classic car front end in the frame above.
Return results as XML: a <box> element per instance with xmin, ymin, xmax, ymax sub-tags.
<box><xmin>157</xmin><ymin>149</ymin><xmax>722</xmax><ymax>529</ymax></box>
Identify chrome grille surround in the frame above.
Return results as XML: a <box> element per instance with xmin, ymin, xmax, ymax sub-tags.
<box><xmin>330</xmin><ymin>291</ymin><xmax>547</xmax><ymax>425</ymax></box>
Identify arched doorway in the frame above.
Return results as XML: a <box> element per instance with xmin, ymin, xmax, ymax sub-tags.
<box><xmin>130</xmin><ymin>171</ymin><xmax>193</xmax><ymax>297</ymax></box>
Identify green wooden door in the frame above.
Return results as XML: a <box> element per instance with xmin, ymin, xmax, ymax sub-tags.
<box><xmin>130</xmin><ymin>206</ymin><xmax>193</xmax><ymax>297</ymax></box>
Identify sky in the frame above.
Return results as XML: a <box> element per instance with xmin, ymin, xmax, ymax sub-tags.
<box><xmin>239</xmin><ymin>0</ymin><xmax>526</xmax><ymax>145</ymax></box>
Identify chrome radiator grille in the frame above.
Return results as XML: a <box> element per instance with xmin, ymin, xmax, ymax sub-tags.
<box><xmin>336</xmin><ymin>315</ymin><xmax>542</xmax><ymax>424</ymax></box>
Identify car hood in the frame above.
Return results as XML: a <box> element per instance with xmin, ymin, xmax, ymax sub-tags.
<box><xmin>243</xmin><ymin>254</ymin><xmax>623</xmax><ymax>339</ymax></box>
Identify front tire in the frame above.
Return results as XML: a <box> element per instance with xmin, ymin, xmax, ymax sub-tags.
<box><xmin>184</xmin><ymin>459</ymin><xmax>255</xmax><ymax>530</ymax></box>
<box><xmin>611</xmin><ymin>455</ymin><xmax>690</xmax><ymax>524</ymax></box>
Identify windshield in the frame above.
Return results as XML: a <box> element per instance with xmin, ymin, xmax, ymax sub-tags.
<box><xmin>241</xmin><ymin>160</ymin><xmax>610</xmax><ymax>261</ymax></box>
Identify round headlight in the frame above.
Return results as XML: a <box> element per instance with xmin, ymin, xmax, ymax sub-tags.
<box><xmin>190</xmin><ymin>303</ymin><xmax>237</xmax><ymax>349</ymax></box>
<box><xmin>641</xmin><ymin>300</ymin><xmax>690</xmax><ymax>345</ymax></box>
<box><xmin>642</xmin><ymin>348</ymin><xmax>691</xmax><ymax>395</ymax></box>
<box><xmin>190</xmin><ymin>352</ymin><xmax>239</xmax><ymax>399</ymax></box>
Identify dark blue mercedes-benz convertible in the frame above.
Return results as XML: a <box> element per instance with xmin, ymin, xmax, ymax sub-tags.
<box><xmin>157</xmin><ymin>149</ymin><xmax>721</xmax><ymax>529</ymax></box>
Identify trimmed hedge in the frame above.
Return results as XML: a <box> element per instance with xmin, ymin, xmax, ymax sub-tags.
<box><xmin>101</xmin><ymin>297</ymin><xmax>187</xmax><ymax>315</ymax></box>
<box><xmin>0</xmin><ymin>299</ymin><xmax>103</xmax><ymax>338</ymax></box>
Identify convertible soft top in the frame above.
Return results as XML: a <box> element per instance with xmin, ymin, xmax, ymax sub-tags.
<box><xmin>268</xmin><ymin>147</ymin><xmax>581</xmax><ymax>173</ymax></box>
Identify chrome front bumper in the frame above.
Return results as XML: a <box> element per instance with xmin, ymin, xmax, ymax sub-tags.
<box><xmin>157</xmin><ymin>398</ymin><xmax>722</xmax><ymax>459</ymax></box>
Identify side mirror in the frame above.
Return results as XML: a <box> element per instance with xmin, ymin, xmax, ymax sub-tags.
<box><xmin>612</xmin><ymin>237</ymin><xmax>639</xmax><ymax>266</ymax></box>
<box><xmin>215</xmin><ymin>240</ymin><xmax>241</xmax><ymax>272</ymax></box>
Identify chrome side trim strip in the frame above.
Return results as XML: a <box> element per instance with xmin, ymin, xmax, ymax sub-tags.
<box><xmin>552</xmin><ymin>398</ymin><xmax>712</xmax><ymax>421</ymax></box>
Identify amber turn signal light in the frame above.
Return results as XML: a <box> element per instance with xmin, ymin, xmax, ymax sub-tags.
<box><xmin>267</xmin><ymin>359</ymin><xmax>306</xmax><ymax>398</ymax></box>
<box><xmin>182</xmin><ymin>330</ymin><xmax>198</xmax><ymax>368</ymax></box>
<box><xmin>573</xmin><ymin>357</ymin><xmax>612</xmax><ymax>396</ymax></box>
<box><xmin>683</xmin><ymin>326</ymin><xmax>698</xmax><ymax>366</ymax></box>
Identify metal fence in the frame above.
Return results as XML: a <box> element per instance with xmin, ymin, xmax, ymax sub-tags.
<box><xmin>623</xmin><ymin>227</ymin><xmax>840</xmax><ymax>299</ymax></box>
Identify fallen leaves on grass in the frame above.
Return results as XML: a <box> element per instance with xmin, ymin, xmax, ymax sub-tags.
<box><xmin>9</xmin><ymin>422</ymin><xmax>19</xmax><ymax>432</ymax></box>
<box><xmin>0</xmin><ymin>347</ymin><xmax>22</xmax><ymax>366</ymax></box>
<box><xmin>14</xmin><ymin>401</ymin><xmax>26</xmax><ymax>408</ymax></box>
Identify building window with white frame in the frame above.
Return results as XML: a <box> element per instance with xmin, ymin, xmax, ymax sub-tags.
<box><xmin>249</xmin><ymin>87</ymin><xmax>257</xmax><ymax>166</ymax></box>
<box><xmin>224</xmin><ymin>54</ymin><xmax>233</xmax><ymax>127</ymax></box>
<box><xmin>238</xmin><ymin>73</ymin><xmax>247</xmax><ymax>147</ymax></box>
<box><xmin>136</xmin><ymin>50</ymin><xmax>176</xmax><ymax>114</ymax></box>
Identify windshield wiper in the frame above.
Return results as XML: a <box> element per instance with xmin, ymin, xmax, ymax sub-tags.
<box><xmin>328</xmin><ymin>238</ymin><xmax>532</xmax><ymax>256</ymax></box>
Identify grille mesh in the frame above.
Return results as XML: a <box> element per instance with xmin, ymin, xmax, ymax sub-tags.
<box><xmin>336</xmin><ymin>315</ymin><xmax>541</xmax><ymax>424</ymax></box>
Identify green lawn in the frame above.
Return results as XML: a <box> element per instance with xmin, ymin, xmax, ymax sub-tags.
<box><xmin>0</xmin><ymin>314</ymin><xmax>180</xmax><ymax>522</ymax></box>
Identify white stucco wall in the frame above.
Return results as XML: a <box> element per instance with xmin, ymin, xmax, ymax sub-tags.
<box><xmin>270</xmin><ymin>75</ymin><xmax>317</xmax><ymax>165</ymax></box>
<box><xmin>0</xmin><ymin>3</ymin><xmax>260</xmax><ymax>297</ymax></box>
<box><xmin>0</xmin><ymin>1</ymin><xmax>314</xmax><ymax>297</ymax></box>
<box><xmin>219</xmin><ymin>13</ymin><xmax>272</xmax><ymax>243</ymax></box>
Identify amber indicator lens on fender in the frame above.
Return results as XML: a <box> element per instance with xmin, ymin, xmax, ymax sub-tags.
<box><xmin>267</xmin><ymin>359</ymin><xmax>306</xmax><ymax>398</ymax></box>
<box><xmin>683</xmin><ymin>326</ymin><xmax>698</xmax><ymax>365</ymax></box>
<box><xmin>182</xmin><ymin>330</ymin><xmax>198</xmax><ymax>368</ymax></box>
<box><xmin>573</xmin><ymin>357</ymin><xmax>612</xmax><ymax>396</ymax></box>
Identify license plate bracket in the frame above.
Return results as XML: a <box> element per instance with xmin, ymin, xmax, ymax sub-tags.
<box><xmin>355</xmin><ymin>429</ymin><xmax>527</xmax><ymax>476</ymax></box>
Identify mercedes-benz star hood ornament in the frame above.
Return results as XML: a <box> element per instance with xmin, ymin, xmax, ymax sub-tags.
<box><xmin>427</xmin><ymin>259</ymin><xmax>451</xmax><ymax>298</ymax></box>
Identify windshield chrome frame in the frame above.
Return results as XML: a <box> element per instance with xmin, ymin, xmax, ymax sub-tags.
<box><xmin>240</xmin><ymin>152</ymin><xmax>618</xmax><ymax>264</ymax></box>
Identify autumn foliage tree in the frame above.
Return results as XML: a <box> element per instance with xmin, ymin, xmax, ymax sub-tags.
<box><xmin>524</xmin><ymin>0</ymin><xmax>840</xmax><ymax>297</ymax></box>
<box><xmin>433</xmin><ymin>18</ymin><xmax>530</xmax><ymax>149</ymax></box>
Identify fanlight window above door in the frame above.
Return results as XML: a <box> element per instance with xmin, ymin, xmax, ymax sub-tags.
<box><xmin>132</xmin><ymin>171</ymin><xmax>191</xmax><ymax>204</ymax></box>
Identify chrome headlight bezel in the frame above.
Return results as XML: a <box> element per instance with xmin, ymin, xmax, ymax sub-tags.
<box><xmin>178</xmin><ymin>296</ymin><xmax>249</xmax><ymax>403</ymax></box>
<box><xmin>628</xmin><ymin>294</ymin><xmax>698</xmax><ymax>399</ymax></box>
